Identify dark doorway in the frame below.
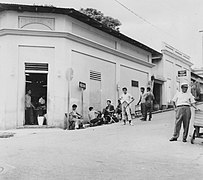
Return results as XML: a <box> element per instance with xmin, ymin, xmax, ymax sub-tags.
<box><xmin>153</xmin><ymin>82</ymin><xmax>162</xmax><ymax>110</ymax></box>
<box><xmin>25</xmin><ymin>73</ymin><xmax>47</xmax><ymax>125</ymax></box>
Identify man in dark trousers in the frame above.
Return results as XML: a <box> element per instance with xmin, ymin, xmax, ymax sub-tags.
<box><xmin>143</xmin><ymin>87</ymin><xmax>155</xmax><ymax>121</ymax></box>
<box><xmin>137</xmin><ymin>87</ymin><xmax>147</xmax><ymax>120</ymax></box>
<box><xmin>25</xmin><ymin>89</ymin><xmax>35</xmax><ymax>125</ymax></box>
<box><xmin>169</xmin><ymin>82</ymin><xmax>197</xmax><ymax>142</ymax></box>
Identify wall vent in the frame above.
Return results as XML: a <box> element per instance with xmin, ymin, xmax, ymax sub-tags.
<box><xmin>25</xmin><ymin>62</ymin><xmax>48</xmax><ymax>71</ymax></box>
<box><xmin>90</xmin><ymin>70</ymin><xmax>101</xmax><ymax>81</ymax></box>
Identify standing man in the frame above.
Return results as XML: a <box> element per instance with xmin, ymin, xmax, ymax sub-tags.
<box><xmin>169</xmin><ymin>82</ymin><xmax>197</xmax><ymax>142</ymax></box>
<box><xmin>119</xmin><ymin>87</ymin><xmax>134</xmax><ymax>125</ymax></box>
<box><xmin>137</xmin><ymin>87</ymin><xmax>147</xmax><ymax>120</ymax></box>
<box><xmin>143</xmin><ymin>87</ymin><xmax>155</xmax><ymax>121</ymax></box>
<box><xmin>25</xmin><ymin>89</ymin><xmax>35</xmax><ymax>125</ymax></box>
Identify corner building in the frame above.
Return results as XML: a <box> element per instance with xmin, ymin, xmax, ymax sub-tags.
<box><xmin>0</xmin><ymin>3</ymin><xmax>161</xmax><ymax>129</ymax></box>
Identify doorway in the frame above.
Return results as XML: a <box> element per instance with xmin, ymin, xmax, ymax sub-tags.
<box><xmin>25</xmin><ymin>73</ymin><xmax>47</xmax><ymax>125</ymax></box>
<box><xmin>153</xmin><ymin>82</ymin><xmax>162</xmax><ymax>110</ymax></box>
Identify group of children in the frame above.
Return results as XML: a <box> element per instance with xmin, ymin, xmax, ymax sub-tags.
<box><xmin>68</xmin><ymin>87</ymin><xmax>136</xmax><ymax>130</ymax></box>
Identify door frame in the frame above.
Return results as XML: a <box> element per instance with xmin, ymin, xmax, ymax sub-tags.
<box><xmin>24</xmin><ymin>71</ymin><xmax>48</xmax><ymax>125</ymax></box>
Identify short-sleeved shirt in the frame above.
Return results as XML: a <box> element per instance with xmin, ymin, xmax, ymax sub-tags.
<box><xmin>88</xmin><ymin>110</ymin><xmax>98</xmax><ymax>120</ymax></box>
<box><xmin>25</xmin><ymin>94</ymin><xmax>32</xmax><ymax>108</ymax></box>
<box><xmin>120</xmin><ymin>93</ymin><xmax>133</xmax><ymax>104</ymax></box>
<box><xmin>172</xmin><ymin>91</ymin><xmax>195</xmax><ymax>106</ymax></box>
<box><xmin>145</xmin><ymin>92</ymin><xmax>155</xmax><ymax>102</ymax></box>
<box><xmin>140</xmin><ymin>93</ymin><xmax>147</xmax><ymax>103</ymax></box>
<box><xmin>69</xmin><ymin>110</ymin><xmax>81</xmax><ymax>119</ymax></box>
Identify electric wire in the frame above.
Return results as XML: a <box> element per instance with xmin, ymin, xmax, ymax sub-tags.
<box><xmin>113</xmin><ymin>0</ymin><xmax>176</xmax><ymax>38</ymax></box>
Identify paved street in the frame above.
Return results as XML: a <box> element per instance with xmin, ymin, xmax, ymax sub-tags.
<box><xmin>1</xmin><ymin>107</ymin><xmax>203</xmax><ymax>180</ymax></box>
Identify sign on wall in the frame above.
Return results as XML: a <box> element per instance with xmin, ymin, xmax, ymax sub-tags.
<box><xmin>79</xmin><ymin>81</ymin><xmax>86</xmax><ymax>90</ymax></box>
<box><xmin>178</xmin><ymin>70</ymin><xmax>187</xmax><ymax>77</ymax></box>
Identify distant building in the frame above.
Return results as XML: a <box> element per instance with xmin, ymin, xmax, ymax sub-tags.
<box><xmin>152</xmin><ymin>43</ymin><xmax>193</xmax><ymax>109</ymax></box>
<box><xmin>0</xmin><ymin>3</ymin><xmax>162</xmax><ymax>129</ymax></box>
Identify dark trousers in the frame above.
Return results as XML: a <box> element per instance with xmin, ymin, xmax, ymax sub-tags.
<box><xmin>173</xmin><ymin>106</ymin><xmax>191</xmax><ymax>140</ymax></box>
<box><xmin>143</xmin><ymin>103</ymin><xmax>153</xmax><ymax>120</ymax></box>
<box><xmin>141</xmin><ymin>103</ymin><xmax>146</xmax><ymax>116</ymax></box>
<box><xmin>90</xmin><ymin>118</ymin><xmax>103</xmax><ymax>126</ymax></box>
<box><xmin>25</xmin><ymin>107</ymin><xmax>34</xmax><ymax>125</ymax></box>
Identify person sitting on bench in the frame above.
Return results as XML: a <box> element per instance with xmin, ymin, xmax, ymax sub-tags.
<box><xmin>69</xmin><ymin>104</ymin><xmax>83</xmax><ymax>130</ymax></box>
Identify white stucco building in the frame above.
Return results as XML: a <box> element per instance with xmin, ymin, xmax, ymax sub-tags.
<box><xmin>152</xmin><ymin>43</ymin><xmax>193</xmax><ymax>108</ymax></box>
<box><xmin>0</xmin><ymin>3</ymin><xmax>162</xmax><ymax>129</ymax></box>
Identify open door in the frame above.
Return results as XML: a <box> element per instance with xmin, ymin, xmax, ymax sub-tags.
<box><xmin>25</xmin><ymin>73</ymin><xmax>47</xmax><ymax>125</ymax></box>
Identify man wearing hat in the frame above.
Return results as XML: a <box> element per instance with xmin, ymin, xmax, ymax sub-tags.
<box><xmin>169</xmin><ymin>82</ymin><xmax>197</xmax><ymax>142</ymax></box>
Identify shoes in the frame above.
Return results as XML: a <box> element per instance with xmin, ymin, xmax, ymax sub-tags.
<box><xmin>169</xmin><ymin>137</ymin><xmax>177</xmax><ymax>141</ymax></box>
<box><xmin>140</xmin><ymin>118</ymin><xmax>146</xmax><ymax>121</ymax></box>
<box><xmin>183</xmin><ymin>139</ymin><xmax>187</xmax><ymax>142</ymax></box>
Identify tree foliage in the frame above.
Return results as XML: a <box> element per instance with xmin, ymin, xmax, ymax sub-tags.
<box><xmin>80</xmin><ymin>8</ymin><xmax>122</xmax><ymax>32</ymax></box>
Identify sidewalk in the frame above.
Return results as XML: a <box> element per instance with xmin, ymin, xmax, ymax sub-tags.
<box><xmin>1</xmin><ymin>102</ymin><xmax>203</xmax><ymax>138</ymax></box>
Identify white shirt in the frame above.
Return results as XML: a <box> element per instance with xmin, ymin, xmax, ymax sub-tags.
<box><xmin>172</xmin><ymin>91</ymin><xmax>195</xmax><ymax>106</ymax></box>
<box><xmin>39</xmin><ymin>97</ymin><xmax>45</xmax><ymax>105</ymax></box>
<box><xmin>120</xmin><ymin>93</ymin><xmax>133</xmax><ymax>104</ymax></box>
<box><xmin>25</xmin><ymin>94</ymin><xmax>32</xmax><ymax>108</ymax></box>
<box><xmin>140</xmin><ymin>93</ymin><xmax>147</xmax><ymax>103</ymax></box>
<box><xmin>88</xmin><ymin>110</ymin><xmax>98</xmax><ymax>120</ymax></box>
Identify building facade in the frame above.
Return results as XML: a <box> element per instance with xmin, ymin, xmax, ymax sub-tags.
<box><xmin>152</xmin><ymin>43</ymin><xmax>193</xmax><ymax>109</ymax></box>
<box><xmin>0</xmin><ymin>4</ymin><xmax>161</xmax><ymax>129</ymax></box>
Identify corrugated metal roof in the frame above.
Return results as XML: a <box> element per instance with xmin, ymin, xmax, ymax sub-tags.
<box><xmin>0</xmin><ymin>3</ymin><xmax>162</xmax><ymax>57</ymax></box>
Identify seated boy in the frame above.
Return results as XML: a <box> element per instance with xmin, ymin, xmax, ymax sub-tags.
<box><xmin>102</xmin><ymin>100</ymin><xmax>118</xmax><ymax>123</ymax></box>
<box><xmin>69</xmin><ymin>104</ymin><xmax>83</xmax><ymax>130</ymax></box>
<box><xmin>88</xmin><ymin>107</ymin><xmax>103</xmax><ymax>126</ymax></box>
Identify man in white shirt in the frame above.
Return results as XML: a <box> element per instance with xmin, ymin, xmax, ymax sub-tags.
<box><xmin>25</xmin><ymin>89</ymin><xmax>35</xmax><ymax>125</ymax></box>
<box><xmin>169</xmin><ymin>82</ymin><xmax>197</xmax><ymax>142</ymax></box>
<box><xmin>119</xmin><ymin>87</ymin><xmax>134</xmax><ymax>125</ymax></box>
<box><xmin>88</xmin><ymin>107</ymin><xmax>103</xmax><ymax>126</ymax></box>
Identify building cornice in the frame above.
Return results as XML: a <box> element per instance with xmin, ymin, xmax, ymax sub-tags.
<box><xmin>0</xmin><ymin>28</ymin><xmax>155</xmax><ymax>68</ymax></box>
<box><xmin>161</xmin><ymin>49</ymin><xmax>193</xmax><ymax>67</ymax></box>
<box><xmin>0</xmin><ymin>3</ymin><xmax>162</xmax><ymax>57</ymax></box>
